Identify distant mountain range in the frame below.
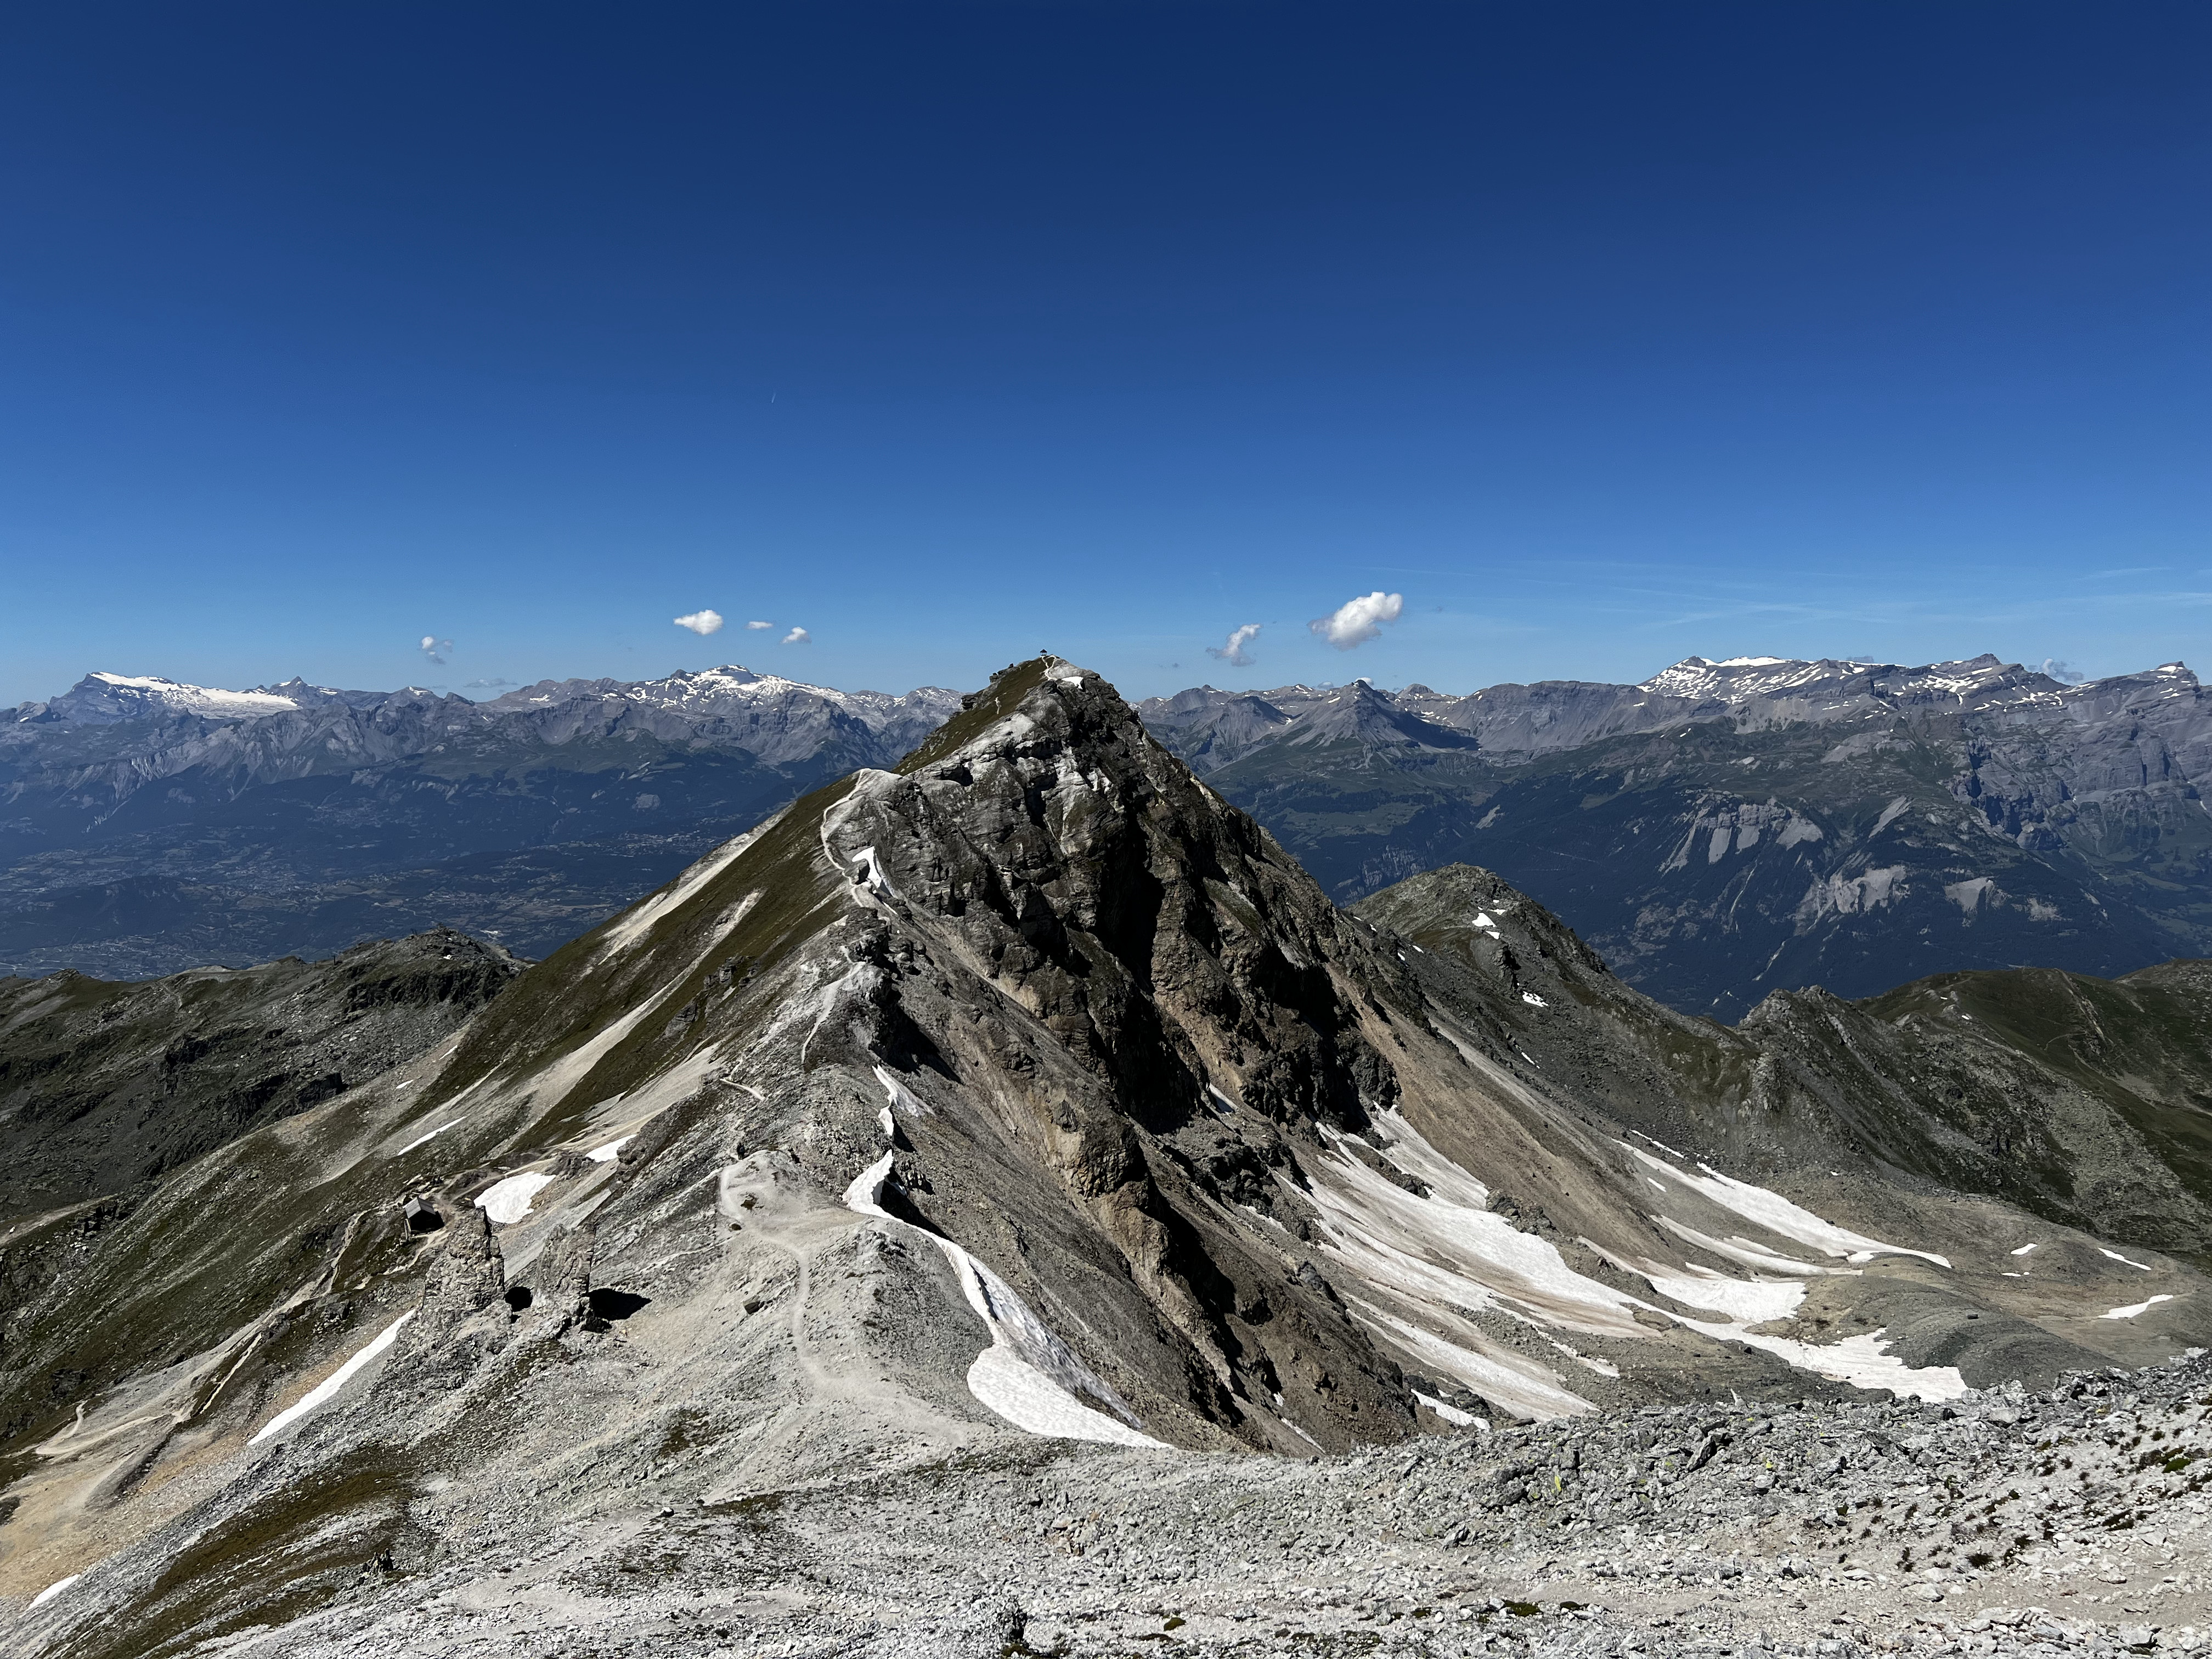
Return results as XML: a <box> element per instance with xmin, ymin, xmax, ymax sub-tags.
<box><xmin>9</xmin><ymin>653</ymin><xmax>2208</xmax><ymax>1017</ymax></box>
<box><xmin>0</xmin><ymin>668</ymin><xmax>957</xmax><ymax>978</ymax></box>
<box><xmin>1141</xmin><ymin>653</ymin><xmax>2212</xmax><ymax>1015</ymax></box>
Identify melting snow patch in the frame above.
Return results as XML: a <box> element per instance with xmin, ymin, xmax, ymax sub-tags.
<box><xmin>2011</xmin><ymin>1243</ymin><xmax>2039</xmax><ymax>1256</ymax></box>
<box><xmin>393</xmin><ymin>1118</ymin><xmax>466</xmax><ymax>1157</ymax></box>
<box><xmin>476</xmin><ymin>1172</ymin><xmax>557</xmax><ymax>1224</ymax></box>
<box><xmin>1626</xmin><ymin>1144</ymin><xmax>1949</xmax><ymax>1267</ymax></box>
<box><xmin>1413</xmin><ymin>1391</ymin><xmax>1486</xmax><ymax>1430</ymax></box>
<box><xmin>844</xmin><ymin>1105</ymin><xmax>1167</xmax><ymax>1450</ymax></box>
<box><xmin>27</xmin><ymin>1575</ymin><xmax>80</xmax><ymax>1611</ymax></box>
<box><xmin>1471</xmin><ymin>911</ymin><xmax>1502</xmax><ymax>935</ymax></box>
<box><xmin>1350</xmin><ymin>1300</ymin><xmax>1594</xmax><ymax>1420</ymax></box>
<box><xmin>2102</xmin><ymin>1249</ymin><xmax>2155</xmax><ymax>1272</ymax></box>
<box><xmin>848</xmin><ymin>846</ymin><xmax>899</xmax><ymax>900</ymax></box>
<box><xmin>1206</xmin><ymin>1084</ymin><xmax>1240</xmax><ymax>1117</ymax></box>
<box><xmin>1521</xmin><ymin>992</ymin><xmax>1547</xmax><ymax>1007</ymax></box>
<box><xmin>1637</xmin><ymin>1263</ymin><xmax>1805</xmax><ymax>1324</ymax></box>
<box><xmin>872</xmin><ymin>1064</ymin><xmax>933</xmax><ymax>1118</ymax></box>
<box><xmin>1652</xmin><ymin>1217</ymin><xmax>1859</xmax><ymax>1279</ymax></box>
<box><xmin>585</xmin><ymin>1137</ymin><xmax>634</xmax><ymax>1163</ymax></box>
<box><xmin>249</xmin><ymin>1312</ymin><xmax>416</xmax><ymax>1444</ymax></box>
<box><xmin>2104</xmin><ymin>1295</ymin><xmax>2177</xmax><ymax>1321</ymax></box>
<box><xmin>1674</xmin><ymin>1318</ymin><xmax>1967</xmax><ymax>1402</ymax></box>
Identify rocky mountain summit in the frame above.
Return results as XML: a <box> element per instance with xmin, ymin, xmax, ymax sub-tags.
<box><xmin>5</xmin><ymin>659</ymin><xmax>2210</xmax><ymax>1657</ymax></box>
<box><xmin>0</xmin><ymin>666</ymin><xmax>960</xmax><ymax>979</ymax></box>
<box><xmin>1140</xmin><ymin>654</ymin><xmax>2212</xmax><ymax>1017</ymax></box>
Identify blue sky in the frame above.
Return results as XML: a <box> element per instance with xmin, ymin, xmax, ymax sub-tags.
<box><xmin>2</xmin><ymin>2</ymin><xmax>2205</xmax><ymax>707</ymax></box>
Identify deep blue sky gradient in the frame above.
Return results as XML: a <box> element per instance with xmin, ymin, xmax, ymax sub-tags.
<box><xmin>2</xmin><ymin>2</ymin><xmax>2206</xmax><ymax>704</ymax></box>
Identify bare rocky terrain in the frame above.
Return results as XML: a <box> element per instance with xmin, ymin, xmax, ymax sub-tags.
<box><xmin>5</xmin><ymin>659</ymin><xmax>2211</xmax><ymax>1659</ymax></box>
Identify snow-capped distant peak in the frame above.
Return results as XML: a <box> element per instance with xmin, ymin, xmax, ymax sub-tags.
<box><xmin>46</xmin><ymin>673</ymin><xmax>303</xmax><ymax>725</ymax></box>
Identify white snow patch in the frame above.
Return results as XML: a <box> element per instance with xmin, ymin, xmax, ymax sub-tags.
<box><xmin>1872</xmin><ymin>796</ymin><xmax>1911</xmax><ymax>837</ymax></box>
<box><xmin>249</xmin><ymin>1312</ymin><xmax>416</xmax><ymax>1444</ymax></box>
<box><xmin>1302</xmin><ymin>1119</ymin><xmax>1643</xmax><ymax>1340</ymax></box>
<box><xmin>476</xmin><ymin>1172</ymin><xmax>557</xmax><ymax>1224</ymax></box>
<box><xmin>1548</xmin><ymin>1339</ymin><xmax>1621</xmax><ymax>1378</ymax></box>
<box><xmin>1521</xmin><ymin>992</ymin><xmax>1547</xmax><ymax>1007</ymax></box>
<box><xmin>1628</xmin><ymin>1128</ymin><xmax>1689</xmax><ymax>1160</ymax></box>
<box><xmin>585</xmin><ymin>1136</ymin><xmax>634</xmax><ymax>1163</ymax></box>
<box><xmin>1351</xmin><ymin>1299</ymin><xmax>1594</xmax><ymax>1420</ymax></box>
<box><xmin>1206</xmin><ymin>1084</ymin><xmax>1240</xmax><ymax>1116</ymax></box>
<box><xmin>1626</xmin><ymin>1144</ymin><xmax>1950</xmax><ymax>1267</ymax></box>
<box><xmin>845</xmin><ymin>1110</ymin><xmax>1167</xmax><ymax>1450</ymax></box>
<box><xmin>393</xmin><ymin>1118</ymin><xmax>466</xmax><ymax>1156</ymax></box>
<box><xmin>1638</xmin><ymin>1263</ymin><xmax>1806</xmax><ymax>1323</ymax></box>
<box><xmin>872</xmin><ymin>1064</ymin><xmax>933</xmax><ymax>1118</ymax></box>
<box><xmin>1651</xmin><ymin>1216</ymin><xmax>1860</xmax><ymax>1278</ymax></box>
<box><xmin>848</xmin><ymin>846</ymin><xmax>899</xmax><ymax>900</ymax></box>
<box><xmin>2102</xmin><ymin>1248</ymin><xmax>2155</xmax><ymax>1272</ymax></box>
<box><xmin>26</xmin><ymin>1575</ymin><xmax>81</xmax><ymax>1611</ymax></box>
<box><xmin>1413</xmin><ymin>1391</ymin><xmax>1485</xmax><ymax>1429</ymax></box>
<box><xmin>1471</xmin><ymin>911</ymin><xmax>1502</xmax><ymax>935</ymax></box>
<box><xmin>2104</xmin><ymin>1295</ymin><xmax>2177</xmax><ymax>1321</ymax></box>
<box><xmin>1674</xmin><ymin>1317</ymin><xmax>1967</xmax><ymax>1401</ymax></box>
<box><xmin>2011</xmin><ymin>1243</ymin><xmax>2039</xmax><ymax>1256</ymax></box>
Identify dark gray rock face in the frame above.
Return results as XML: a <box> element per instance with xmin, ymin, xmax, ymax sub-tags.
<box><xmin>0</xmin><ymin>666</ymin><xmax>960</xmax><ymax>978</ymax></box>
<box><xmin>1139</xmin><ymin>654</ymin><xmax>2212</xmax><ymax>1017</ymax></box>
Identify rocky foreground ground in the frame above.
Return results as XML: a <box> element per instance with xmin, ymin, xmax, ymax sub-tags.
<box><xmin>211</xmin><ymin>1351</ymin><xmax>2212</xmax><ymax>1659</ymax></box>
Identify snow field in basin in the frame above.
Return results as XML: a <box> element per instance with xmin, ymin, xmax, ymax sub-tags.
<box><xmin>1672</xmin><ymin>1317</ymin><xmax>1967</xmax><ymax>1402</ymax></box>
<box><xmin>1636</xmin><ymin>1263</ymin><xmax>1805</xmax><ymax>1324</ymax></box>
<box><xmin>1302</xmin><ymin>1110</ymin><xmax>1969</xmax><ymax>1407</ymax></box>
<box><xmin>844</xmin><ymin>1098</ymin><xmax>1169</xmax><ymax>1451</ymax></box>
<box><xmin>476</xmin><ymin>1172</ymin><xmax>558</xmax><ymax>1224</ymax></box>
<box><xmin>1623</xmin><ymin>1144</ymin><xmax>1951</xmax><ymax>1267</ymax></box>
<box><xmin>249</xmin><ymin>1312</ymin><xmax>417</xmax><ymax>1445</ymax></box>
<box><xmin>586</xmin><ymin>1136</ymin><xmax>634</xmax><ymax>1163</ymax></box>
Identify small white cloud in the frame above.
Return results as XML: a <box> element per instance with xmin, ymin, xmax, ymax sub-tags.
<box><xmin>1310</xmin><ymin>591</ymin><xmax>1403</xmax><ymax>650</ymax></box>
<box><xmin>464</xmin><ymin>676</ymin><xmax>515</xmax><ymax>691</ymax></box>
<box><xmin>673</xmin><ymin>609</ymin><xmax>725</xmax><ymax>636</ymax></box>
<box><xmin>419</xmin><ymin>635</ymin><xmax>453</xmax><ymax>665</ymax></box>
<box><xmin>746</xmin><ymin>619</ymin><xmax>774</xmax><ymax>630</ymax></box>
<box><xmin>2039</xmin><ymin>657</ymin><xmax>2086</xmax><ymax>684</ymax></box>
<box><xmin>782</xmin><ymin>626</ymin><xmax>810</xmax><ymax>645</ymax></box>
<box><xmin>1207</xmin><ymin>623</ymin><xmax>1261</xmax><ymax>667</ymax></box>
